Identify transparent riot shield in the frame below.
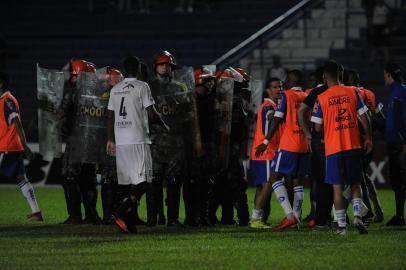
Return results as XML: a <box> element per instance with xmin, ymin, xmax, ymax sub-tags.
<box><xmin>247</xmin><ymin>79</ymin><xmax>263</xmax><ymax>156</ymax></box>
<box><xmin>171</xmin><ymin>67</ymin><xmax>203</xmax><ymax>158</ymax></box>
<box><xmin>173</xmin><ymin>66</ymin><xmax>195</xmax><ymax>92</ymax></box>
<box><xmin>213</xmin><ymin>77</ymin><xmax>234</xmax><ymax>169</ymax></box>
<box><xmin>202</xmin><ymin>65</ymin><xmax>216</xmax><ymax>76</ymax></box>
<box><xmin>36</xmin><ymin>64</ymin><xmax>64</xmax><ymax>161</ymax></box>
<box><xmin>68</xmin><ymin>72</ymin><xmax>111</xmax><ymax>164</ymax></box>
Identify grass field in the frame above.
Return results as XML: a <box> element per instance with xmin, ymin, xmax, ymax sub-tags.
<box><xmin>0</xmin><ymin>187</ymin><xmax>405</xmax><ymax>270</ymax></box>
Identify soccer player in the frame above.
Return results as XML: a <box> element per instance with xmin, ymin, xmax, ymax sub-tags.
<box><xmin>255</xmin><ymin>70</ymin><xmax>309</xmax><ymax>230</ymax></box>
<box><xmin>347</xmin><ymin>70</ymin><xmax>384</xmax><ymax>223</ymax></box>
<box><xmin>298</xmin><ymin>66</ymin><xmax>335</xmax><ymax>229</ymax></box>
<box><xmin>0</xmin><ymin>72</ymin><xmax>42</xmax><ymax>221</ymax></box>
<box><xmin>311</xmin><ymin>61</ymin><xmax>372</xmax><ymax>235</ymax></box>
<box><xmin>106</xmin><ymin>56</ymin><xmax>168</xmax><ymax>233</ymax></box>
<box><xmin>249</xmin><ymin>77</ymin><xmax>283</xmax><ymax>228</ymax></box>
<box><xmin>383</xmin><ymin>63</ymin><xmax>406</xmax><ymax>226</ymax></box>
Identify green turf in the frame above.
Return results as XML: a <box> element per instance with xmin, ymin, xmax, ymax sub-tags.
<box><xmin>0</xmin><ymin>187</ymin><xmax>405</xmax><ymax>270</ymax></box>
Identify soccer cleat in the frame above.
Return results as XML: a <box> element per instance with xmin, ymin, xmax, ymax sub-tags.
<box><xmin>354</xmin><ymin>216</ymin><xmax>368</xmax><ymax>234</ymax></box>
<box><xmin>386</xmin><ymin>216</ymin><xmax>405</xmax><ymax>226</ymax></box>
<box><xmin>374</xmin><ymin>210</ymin><xmax>384</xmax><ymax>223</ymax></box>
<box><xmin>113</xmin><ymin>215</ymin><xmax>129</xmax><ymax>233</ymax></box>
<box><xmin>307</xmin><ymin>218</ymin><xmax>316</xmax><ymax>228</ymax></box>
<box><xmin>249</xmin><ymin>219</ymin><xmax>271</xmax><ymax>229</ymax></box>
<box><xmin>274</xmin><ymin>217</ymin><xmax>298</xmax><ymax>231</ymax></box>
<box><xmin>27</xmin><ymin>211</ymin><xmax>43</xmax><ymax>222</ymax></box>
<box><xmin>362</xmin><ymin>211</ymin><xmax>376</xmax><ymax>227</ymax></box>
<box><xmin>335</xmin><ymin>227</ymin><xmax>347</xmax><ymax>236</ymax></box>
<box><xmin>312</xmin><ymin>224</ymin><xmax>331</xmax><ymax>232</ymax></box>
<box><xmin>302</xmin><ymin>214</ymin><xmax>313</xmax><ymax>223</ymax></box>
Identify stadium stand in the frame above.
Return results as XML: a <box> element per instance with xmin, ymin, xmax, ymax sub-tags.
<box><xmin>0</xmin><ymin>0</ymin><xmax>300</xmax><ymax>140</ymax></box>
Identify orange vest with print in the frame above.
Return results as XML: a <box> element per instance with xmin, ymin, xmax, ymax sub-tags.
<box><xmin>360</xmin><ymin>88</ymin><xmax>377</xmax><ymax>113</ymax></box>
<box><xmin>250</xmin><ymin>99</ymin><xmax>283</xmax><ymax>160</ymax></box>
<box><xmin>0</xmin><ymin>92</ymin><xmax>24</xmax><ymax>152</ymax></box>
<box><xmin>278</xmin><ymin>89</ymin><xmax>309</xmax><ymax>153</ymax></box>
<box><xmin>317</xmin><ymin>85</ymin><xmax>362</xmax><ymax>156</ymax></box>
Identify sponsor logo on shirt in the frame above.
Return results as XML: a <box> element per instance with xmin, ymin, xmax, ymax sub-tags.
<box><xmin>328</xmin><ymin>95</ymin><xmax>351</xmax><ymax>106</ymax></box>
<box><xmin>335</xmin><ymin>108</ymin><xmax>352</xmax><ymax>122</ymax></box>
<box><xmin>116</xmin><ymin>120</ymin><xmax>133</xmax><ymax>128</ymax></box>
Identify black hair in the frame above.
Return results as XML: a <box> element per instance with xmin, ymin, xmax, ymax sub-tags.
<box><xmin>287</xmin><ymin>69</ymin><xmax>303</xmax><ymax>86</ymax></box>
<box><xmin>314</xmin><ymin>66</ymin><xmax>324</xmax><ymax>84</ymax></box>
<box><xmin>385</xmin><ymin>63</ymin><xmax>404</xmax><ymax>83</ymax></box>
<box><xmin>265</xmin><ymin>77</ymin><xmax>282</xmax><ymax>88</ymax></box>
<box><xmin>346</xmin><ymin>69</ymin><xmax>360</xmax><ymax>86</ymax></box>
<box><xmin>123</xmin><ymin>56</ymin><xmax>140</xmax><ymax>77</ymax></box>
<box><xmin>0</xmin><ymin>71</ymin><xmax>9</xmax><ymax>90</ymax></box>
<box><xmin>323</xmin><ymin>60</ymin><xmax>340</xmax><ymax>82</ymax></box>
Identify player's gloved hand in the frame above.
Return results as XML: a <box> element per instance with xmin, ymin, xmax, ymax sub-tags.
<box><xmin>255</xmin><ymin>143</ymin><xmax>267</xmax><ymax>158</ymax></box>
<box><xmin>106</xmin><ymin>140</ymin><xmax>116</xmax><ymax>156</ymax></box>
<box><xmin>363</xmin><ymin>138</ymin><xmax>373</xmax><ymax>155</ymax></box>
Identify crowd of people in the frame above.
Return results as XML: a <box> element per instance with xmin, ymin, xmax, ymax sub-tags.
<box><xmin>0</xmin><ymin>49</ymin><xmax>405</xmax><ymax>236</ymax></box>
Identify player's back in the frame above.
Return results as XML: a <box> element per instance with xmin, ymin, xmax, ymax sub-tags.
<box><xmin>108</xmin><ymin>78</ymin><xmax>153</xmax><ymax>145</ymax></box>
<box><xmin>278</xmin><ymin>88</ymin><xmax>308</xmax><ymax>153</ymax></box>
<box><xmin>317</xmin><ymin>85</ymin><xmax>363</xmax><ymax>156</ymax></box>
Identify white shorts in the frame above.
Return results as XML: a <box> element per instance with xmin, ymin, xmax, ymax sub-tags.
<box><xmin>116</xmin><ymin>144</ymin><xmax>153</xmax><ymax>185</ymax></box>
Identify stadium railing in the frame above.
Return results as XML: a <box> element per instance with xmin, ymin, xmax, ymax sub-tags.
<box><xmin>211</xmin><ymin>0</ymin><xmax>325</xmax><ymax>73</ymax></box>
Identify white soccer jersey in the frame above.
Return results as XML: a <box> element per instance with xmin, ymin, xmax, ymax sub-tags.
<box><xmin>107</xmin><ymin>78</ymin><xmax>154</xmax><ymax>145</ymax></box>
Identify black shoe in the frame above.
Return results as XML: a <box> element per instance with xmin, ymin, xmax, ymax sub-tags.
<box><xmin>386</xmin><ymin>216</ymin><xmax>405</xmax><ymax>226</ymax></box>
<box><xmin>134</xmin><ymin>217</ymin><xmax>147</xmax><ymax>226</ymax></box>
<box><xmin>238</xmin><ymin>220</ymin><xmax>249</xmax><ymax>226</ymax></box>
<box><xmin>127</xmin><ymin>224</ymin><xmax>138</xmax><ymax>234</ymax></box>
<box><xmin>167</xmin><ymin>220</ymin><xmax>185</xmax><ymax>228</ymax></box>
<box><xmin>312</xmin><ymin>224</ymin><xmax>331</xmax><ymax>231</ymax></box>
<box><xmin>157</xmin><ymin>215</ymin><xmax>166</xmax><ymax>225</ymax></box>
<box><xmin>83</xmin><ymin>216</ymin><xmax>103</xmax><ymax>225</ymax></box>
<box><xmin>221</xmin><ymin>219</ymin><xmax>236</xmax><ymax>225</ymax></box>
<box><xmin>375</xmin><ymin>210</ymin><xmax>384</xmax><ymax>223</ymax></box>
<box><xmin>184</xmin><ymin>218</ymin><xmax>199</xmax><ymax>227</ymax></box>
<box><xmin>60</xmin><ymin>216</ymin><xmax>82</xmax><ymax>225</ymax></box>
<box><xmin>146</xmin><ymin>217</ymin><xmax>157</xmax><ymax>227</ymax></box>
<box><xmin>362</xmin><ymin>211</ymin><xmax>376</xmax><ymax>226</ymax></box>
<box><xmin>354</xmin><ymin>216</ymin><xmax>368</xmax><ymax>234</ymax></box>
<box><xmin>102</xmin><ymin>217</ymin><xmax>115</xmax><ymax>225</ymax></box>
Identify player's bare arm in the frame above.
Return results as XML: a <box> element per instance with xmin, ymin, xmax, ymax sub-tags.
<box><xmin>106</xmin><ymin>109</ymin><xmax>116</xmax><ymax>156</ymax></box>
<box><xmin>359</xmin><ymin>113</ymin><xmax>373</xmax><ymax>154</ymax></box>
<box><xmin>313</xmin><ymin>122</ymin><xmax>323</xmax><ymax>133</ymax></box>
<box><xmin>297</xmin><ymin>103</ymin><xmax>312</xmax><ymax>141</ymax></box>
<box><xmin>146</xmin><ymin>105</ymin><xmax>170</xmax><ymax>132</ymax></box>
<box><xmin>12</xmin><ymin>116</ymin><xmax>33</xmax><ymax>161</ymax></box>
<box><xmin>255</xmin><ymin>116</ymin><xmax>282</xmax><ymax>157</ymax></box>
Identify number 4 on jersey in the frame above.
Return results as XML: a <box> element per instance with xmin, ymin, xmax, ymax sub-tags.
<box><xmin>119</xmin><ymin>97</ymin><xmax>127</xmax><ymax>119</ymax></box>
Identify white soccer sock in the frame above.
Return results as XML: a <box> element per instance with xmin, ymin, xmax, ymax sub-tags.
<box><xmin>336</xmin><ymin>209</ymin><xmax>346</xmax><ymax>228</ymax></box>
<box><xmin>251</xmin><ymin>209</ymin><xmax>263</xmax><ymax>220</ymax></box>
<box><xmin>352</xmin><ymin>198</ymin><xmax>362</xmax><ymax>217</ymax></box>
<box><xmin>293</xmin><ymin>186</ymin><xmax>304</xmax><ymax>220</ymax></box>
<box><xmin>18</xmin><ymin>180</ymin><xmax>40</xmax><ymax>213</ymax></box>
<box><xmin>272</xmin><ymin>180</ymin><xmax>293</xmax><ymax>218</ymax></box>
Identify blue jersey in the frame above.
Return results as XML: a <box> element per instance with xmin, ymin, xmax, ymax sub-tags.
<box><xmin>385</xmin><ymin>82</ymin><xmax>406</xmax><ymax>144</ymax></box>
